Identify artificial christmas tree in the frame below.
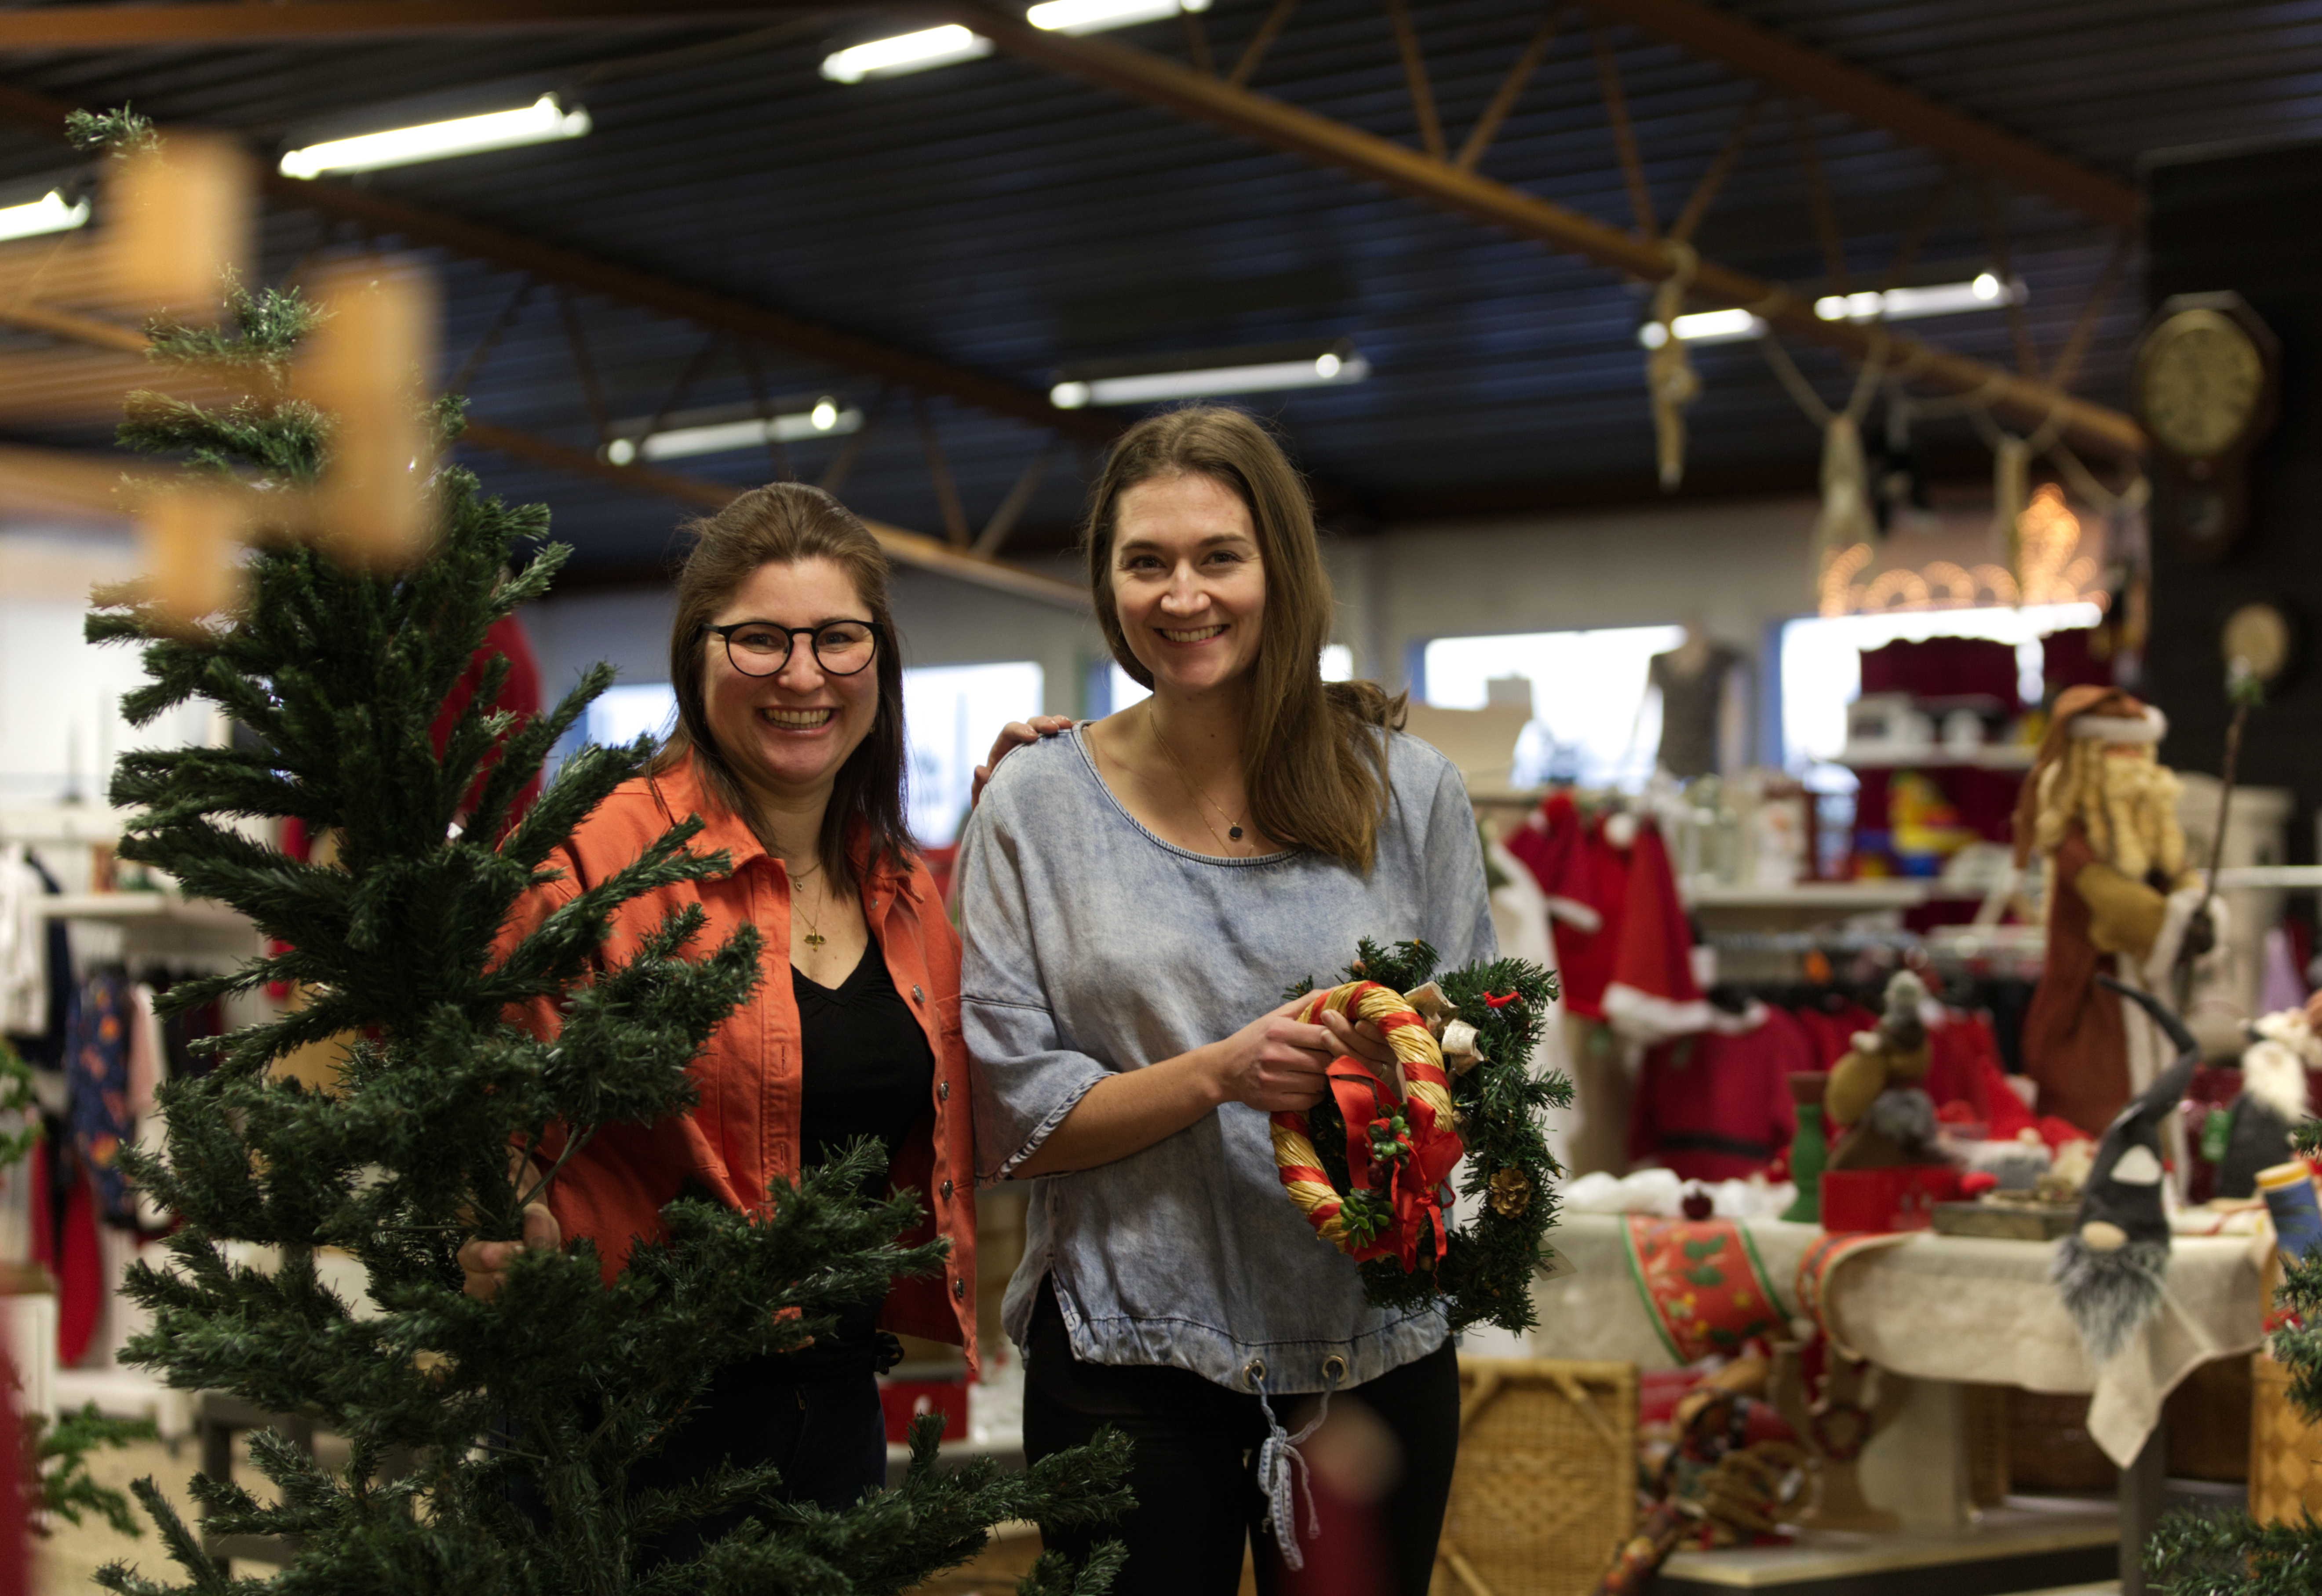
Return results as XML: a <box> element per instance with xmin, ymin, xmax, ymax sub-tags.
<box><xmin>80</xmin><ymin>259</ymin><xmax>1127</xmax><ymax>1590</ymax></box>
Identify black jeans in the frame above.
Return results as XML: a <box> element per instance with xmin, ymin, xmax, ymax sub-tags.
<box><xmin>512</xmin><ymin>1357</ymin><xmax>887</xmax><ymax>1568</ymax></box>
<box><xmin>1022</xmin><ymin>1277</ymin><xmax>1459</xmax><ymax>1596</ymax></box>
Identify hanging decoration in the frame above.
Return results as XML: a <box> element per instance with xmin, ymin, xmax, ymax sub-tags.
<box><xmin>1276</xmin><ymin>939</ymin><xmax>1563</xmax><ymax>1334</ymax></box>
<box><xmin>1647</xmin><ymin>242</ymin><xmax>1702</xmax><ymax>492</ymax></box>
<box><xmin>1759</xmin><ymin>330</ymin><xmax>1887</xmax><ymax>609</ymax></box>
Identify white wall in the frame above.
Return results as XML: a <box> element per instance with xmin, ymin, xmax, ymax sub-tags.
<box><xmin>0</xmin><ymin>530</ymin><xmax>215</xmax><ymax>805</ymax></box>
<box><xmin>1328</xmin><ymin>495</ymin><xmax>1820</xmax><ymax>696</ymax></box>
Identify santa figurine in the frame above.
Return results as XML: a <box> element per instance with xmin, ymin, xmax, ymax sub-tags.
<box><xmin>2013</xmin><ymin>686</ymin><xmax>2218</xmax><ymax>1139</ymax></box>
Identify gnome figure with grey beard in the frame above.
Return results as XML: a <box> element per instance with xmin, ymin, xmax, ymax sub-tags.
<box><xmin>2052</xmin><ymin>976</ymin><xmax>2201</xmax><ymax>1364</ymax></box>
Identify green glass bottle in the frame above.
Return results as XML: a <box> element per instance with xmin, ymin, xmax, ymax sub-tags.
<box><xmin>1782</xmin><ymin>1072</ymin><xmax>1829</xmax><ymax>1224</ymax></box>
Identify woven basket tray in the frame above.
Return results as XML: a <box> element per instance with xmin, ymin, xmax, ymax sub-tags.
<box><xmin>2251</xmin><ymin>1350</ymin><xmax>2322</xmax><ymax>1523</ymax></box>
<box><xmin>1433</xmin><ymin>1358</ymin><xmax>1638</xmax><ymax>1596</ymax></box>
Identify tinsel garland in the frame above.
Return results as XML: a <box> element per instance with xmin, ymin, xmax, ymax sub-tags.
<box><xmin>1286</xmin><ymin>938</ymin><xmax>1567</xmax><ymax>1335</ymax></box>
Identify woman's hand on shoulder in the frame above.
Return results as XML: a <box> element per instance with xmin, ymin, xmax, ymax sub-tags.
<box><xmin>971</xmin><ymin>714</ymin><xmax>1073</xmax><ymax>808</ymax></box>
<box><xmin>1198</xmin><ymin>996</ymin><xmax>1340</xmax><ymax>1113</ymax></box>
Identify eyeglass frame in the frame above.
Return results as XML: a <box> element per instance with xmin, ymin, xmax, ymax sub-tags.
<box><xmin>702</xmin><ymin>618</ymin><xmax>885</xmax><ymax>678</ymax></box>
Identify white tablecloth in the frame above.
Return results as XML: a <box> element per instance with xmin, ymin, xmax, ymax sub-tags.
<box><xmin>1533</xmin><ymin>1213</ymin><xmax>2265</xmax><ymax>1465</ymax></box>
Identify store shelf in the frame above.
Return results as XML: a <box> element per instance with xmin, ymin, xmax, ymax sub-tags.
<box><xmin>43</xmin><ymin>891</ymin><xmax>250</xmax><ymax>929</ymax></box>
<box><xmin>2213</xmin><ymin>866</ymin><xmax>2322</xmax><ymax>890</ymax></box>
<box><xmin>1838</xmin><ymin>744</ymin><xmax>2037</xmax><ymax>771</ymax></box>
<box><xmin>1685</xmin><ymin>882</ymin><xmax>1931</xmax><ymax>912</ymax></box>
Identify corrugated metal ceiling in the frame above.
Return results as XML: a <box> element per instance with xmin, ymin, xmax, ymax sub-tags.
<box><xmin>0</xmin><ymin>0</ymin><xmax>2317</xmax><ymax>575</ymax></box>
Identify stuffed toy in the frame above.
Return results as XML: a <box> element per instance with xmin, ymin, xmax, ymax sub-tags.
<box><xmin>2052</xmin><ymin>975</ymin><xmax>2199</xmax><ymax>1364</ymax></box>
<box><xmin>2215</xmin><ymin>1008</ymin><xmax>2319</xmax><ymax>1199</ymax></box>
<box><xmin>1824</xmin><ymin>971</ymin><xmax>1944</xmax><ymax>1170</ymax></box>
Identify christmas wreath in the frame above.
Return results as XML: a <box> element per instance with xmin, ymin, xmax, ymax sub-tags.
<box><xmin>1279</xmin><ymin>939</ymin><xmax>1565</xmax><ymax>1334</ymax></box>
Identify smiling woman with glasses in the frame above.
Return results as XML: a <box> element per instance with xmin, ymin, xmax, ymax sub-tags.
<box><xmin>473</xmin><ymin>482</ymin><xmax>981</xmax><ymax>1561</ymax></box>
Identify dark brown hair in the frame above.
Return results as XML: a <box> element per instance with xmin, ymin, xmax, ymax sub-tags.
<box><xmin>1083</xmin><ymin>406</ymin><xmax>1404</xmax><ymax>872</ymax></box>
<box><xmin>651</xmin><ymin>481</ymin><xmax>910</xmax><ymax>884</ymax></box>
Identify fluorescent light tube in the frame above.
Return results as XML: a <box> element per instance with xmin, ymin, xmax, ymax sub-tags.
<box><xmin>604</xmin><ymin>404</ymin><xmax>863</xmax><ymax>465</ymax></box>
<box><xmin>280</xmin><ymin>95</ymin><xmax>589</xmax><ymax>179</ymax></box>
<box><xmin>1029</xmin><ymin>0</ymin><xmax>1210</xmax><ymax>33</ymax></box>
<box><xmin>821</xmin><ymin>25</ymin><xmax>991</xmax><ymax>83</ymax></box>
<box><xmin>1816</xmin><ymin>275</ymin><xmax>2025</xmax><ymax>322</ymax></box>
<box><xmin>1637</xmin><ymin>276</ymin><xmax>2027</xmax><ymax>347</ymax></box>
<box><xmin>0</xmin><ymin>190</ymin><xmax>89</xmax><ymax>243</ymax></box>
<box><xmin>1636</xmin><ymin>309</ymin><xmax>1763</xmax><ymax>349</ymax></box>
<box><xmin>1050</xmin><ymin>350</ymin><xmax>1370</xmax><ymax>408</ymax></box>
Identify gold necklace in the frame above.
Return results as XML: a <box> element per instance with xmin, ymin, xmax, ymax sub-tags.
<box><xmin>1149</xmin><ymin>703</ymin><xmax>1250</xmax><ymax>851</ymax></box>
<box><xmin>787</xmin><ymin>861</ymin><xmax>828</xmax><ymax>949</ymax></box>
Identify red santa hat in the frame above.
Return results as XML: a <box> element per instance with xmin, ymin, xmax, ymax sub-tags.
<box><xmin>1602</xmin><ymin>819</ymin><xmax>1712</xmax><ymax>1045</ymax></box>
<box><xmin>1503</xmin><ymin>789</ymin><xmax>1602</xmax><ymax>932</ymax></box>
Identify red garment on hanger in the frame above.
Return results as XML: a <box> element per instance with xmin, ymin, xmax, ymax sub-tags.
<box><xmin>430</xmin><ymin>612</ymin><xmax>545</xmax><ymax>820</ymax></box>
<box><xmin>1603</xmin><ymin>821</ymin><xmax>1708</xmax><ymax>1043</ymax></box>
<box><xmin>1793</xmin><ymin>1002</ymin><xmax>1877</xmax><ymax>1070</ymax></box>
<box><xmin>1924</xmin><ymin>1008</ymin><xmax>2036</xmax><ymax>1140</ymax></box>
<box><xmin>56</xmin><ymin>1169</ymin><xmax>102</xmax><ymax>1367</ymax></box>
<box><xmin>1628</xmin><ymin>1005</ymin><xmax>1812</xmax><ymax>1182</ymax></box>
<box><xmin>1541</xmin><ymin>814</ymin><xmax>1631</xmax><ymax>1021</ymax></box>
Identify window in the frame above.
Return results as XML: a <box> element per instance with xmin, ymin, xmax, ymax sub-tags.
<box><xmin>1777</xmin><ymin>602</ymin><xmax>2103</xmax><ymax>772</ymax></box>
<box><xmin>1095</xmin><ymin>644</ymin><xmax>1352</xmax><ymax>716</ymax></box>
<box><xmin>1423</xmin><ymin>626</ymin><xmax>1683</xmax><ymax>790</ymax></box>
<box><xmin>585</xmin><ymin>682</ymin><xmax>678</xmax><ymax>751</ymax></box>
<box><xmin>568</xmin><ymin>664</ymin><xmax>1045</xmax><ymax>848</ymax></box>
<box><xmin>904</xmin><ymin>661</ymin><xmax>1043</xmax><ymax>845</ymax></box>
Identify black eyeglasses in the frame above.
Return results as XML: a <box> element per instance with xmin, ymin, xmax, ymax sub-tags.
<box><xmin>705</xmin><ymin>619</ymin><xmax>883</xmax><ymax>678</ymax></box>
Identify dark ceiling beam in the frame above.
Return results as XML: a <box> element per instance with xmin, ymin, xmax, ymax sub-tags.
<box><xmin>955</xmin><ymin>4</ymin><xmax>2146</xmax><ymax>462</ymax></box>
<box><xmin>0</xmin><ymin>80</ymin><xmax>1113</xmax><ymax>448</ymax></box>
<box><xmin>0</xmin><ymin>1</ymin><xmax>846</xmax><ymax>49</ymax></box>
<box><xmin>1579</xmin><ymin>0</ymin><xmax>2140</xmax><ymax>230</ymax></box>
<box><xmin>458</xmin><ymin>420</ymin><xmax>1092</xmax><ymax>609</ymax></box>
<box><xmin>0</xmin><ymin>295</ymin><xmax>1091</xmax><ymax>609</ymax></box>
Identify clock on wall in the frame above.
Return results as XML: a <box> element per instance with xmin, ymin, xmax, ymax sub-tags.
<box><xmin>2131</xmin><ymin>292</ymin><xmax>2280</xmax><ymax>559</ymax></box>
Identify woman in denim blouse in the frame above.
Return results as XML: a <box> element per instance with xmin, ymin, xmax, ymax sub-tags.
<box><xmin>959</xmin><ymin>408</ymin><xmax>1494</xmax><ymax>1593</ymax></box>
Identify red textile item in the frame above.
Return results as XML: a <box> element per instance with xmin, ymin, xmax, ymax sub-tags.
<box><xmin>1923</xmin><ymin>1009</ymin><xmax>2035</xmax><ymax>1141</ymax></box>
<box><xmin>1544</xmin><ymin>814</ymin><xmax>1633</xmax><ymax>1021</ymax></box>
<box><xmin>1622</xmin><ymin>1215</ymin><xmax>1794</xmax><ymax>1360</ymax></box>
<box><xmin>1628</xmin><ymin>1006</ymin><xmax>1810</xmax><ymax>1182</ymax></box>
<box><xmin>2042</xmin><ymin>628</ymin><xmax>2115</xmax><ymax>693</ymax></box>
<box><xmin>1504</xmin><ymin>791</ymin><xmax>1603</xmax><ymax>933</ymax></box>
<box><xmin>430</xmin><ymin>612</ymin><xmax>545</xmax><ymax>821</ymax></box>
<box><xmin>1603</xmin><ymin>821</ymin><xmax>1709</xmax><ymax>1043</ymax></box>
<box><xmin>57</xmin><ymin>1170</ymin><xmax>102</xmax><ymax>1366</ymax></box>
<box><xmin>491</xmin><ymin>751</ymin><xmax>980</xmax><ymax>1368</ymax></box>
<box><xmin>1793</xmin><ymin>1003</ymin><xmax>1877</xmax><ymax>1070</ymax></box>
<box><xmin>1859</xmin><ymin>636</ymin><xmax>2020</xmax><ymax>711</ymax></box>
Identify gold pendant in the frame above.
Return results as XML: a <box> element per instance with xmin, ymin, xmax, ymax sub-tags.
<box><xmin>805</xmin><ymin>933</ymin><xmax>825</xmax><ymax>947</ymax></box>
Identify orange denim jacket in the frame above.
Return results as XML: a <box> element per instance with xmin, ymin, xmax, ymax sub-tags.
<box><xmin>496</xmin><ymin>751</ymin><xmax>977</xmax><ymax>1368</ymax></box>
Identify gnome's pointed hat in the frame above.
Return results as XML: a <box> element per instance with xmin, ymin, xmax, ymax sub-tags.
<box><xmin>2052</xmin><ymin>977</ymin><xmax>2199</xmax><ymax>1363</ymax></box>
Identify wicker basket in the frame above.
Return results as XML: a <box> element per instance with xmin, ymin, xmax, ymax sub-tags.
<box><xmin>1432</xmin><ymin>1357</ymin><xmax>1637</xmax><ymax>1596</ymax></box>
<box><xmin>2250</xmin><ymin>1350</ymin><xmax>2322</xmax><ymax>1523</ymax></box>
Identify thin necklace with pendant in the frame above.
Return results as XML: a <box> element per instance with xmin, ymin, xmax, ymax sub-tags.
<box><xmin>1149</xmin><ymin>702</ymin><xmax>1250</xmax><ymax>851</ymax></box>
<box><xmin>789</xmin><ymin>860</ymin><xmax>827</xmax><ymax>948</ymax></box>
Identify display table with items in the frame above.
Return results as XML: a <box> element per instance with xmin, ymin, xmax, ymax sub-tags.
<box><xmin>1534</xmin><ymin>1210</ymin><xmax>2266</xmax><ymax>1593</ymax></box>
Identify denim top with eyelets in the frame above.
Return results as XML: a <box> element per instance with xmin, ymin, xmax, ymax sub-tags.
<box><xmin>958</xmin><ymin>725</ymin><xmax>1495</xmax><ymax>1395</ymax></box>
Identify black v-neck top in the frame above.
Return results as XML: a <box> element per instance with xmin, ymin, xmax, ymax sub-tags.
<box><xmin>782</xmin><ymin>935</ymin><xmax>937</xmax><ymax>1378</ymax></box>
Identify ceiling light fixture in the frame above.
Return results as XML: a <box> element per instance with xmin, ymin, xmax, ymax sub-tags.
<box><xmin>0</xmin><ymin>189</ymin><xmax>89</xmax><ymax>243</ymax></box>
<box><xmin>825</xmin><ymin>0</ymin><xmax>1207</xmax><ymax>82</ymax></box>
<box><xmin>1637</xmin><ymin>275</ymin><xmax>2027</xmax><ymax>348</ymax></box>
<box><xmin>1050</xmin><ymin>346</ymin><xmax>1371</xmax><ymax>408</ymax></box>
<box><xmin>602</xmin><ymin>400</ymin><xmax>861</xmax><ymax>465</ymax></box>
<box><xmin>820</xmin><ymin>25</ymin><xmax>992</xmax><ymax>83</ymax></box>
<box><xmin>1028</xmin><ymin>0</ymin><xmax>1211</xmax><ymax>34</ymax></box>
<box><xmin>280</xmin><ymin>95</ymin><xmax>591</xmax><ymax>179</ymax></box>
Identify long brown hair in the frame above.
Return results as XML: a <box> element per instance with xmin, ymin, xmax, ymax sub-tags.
<box><xmin>1084</xmin><ymin>407</ymin><xmax>1404</xmax><ymax>872</ymax></box>
<box><xmin>651</xmin><ymin>481</ymin><xmax>910</xmax><ymax>884</ymax></box>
